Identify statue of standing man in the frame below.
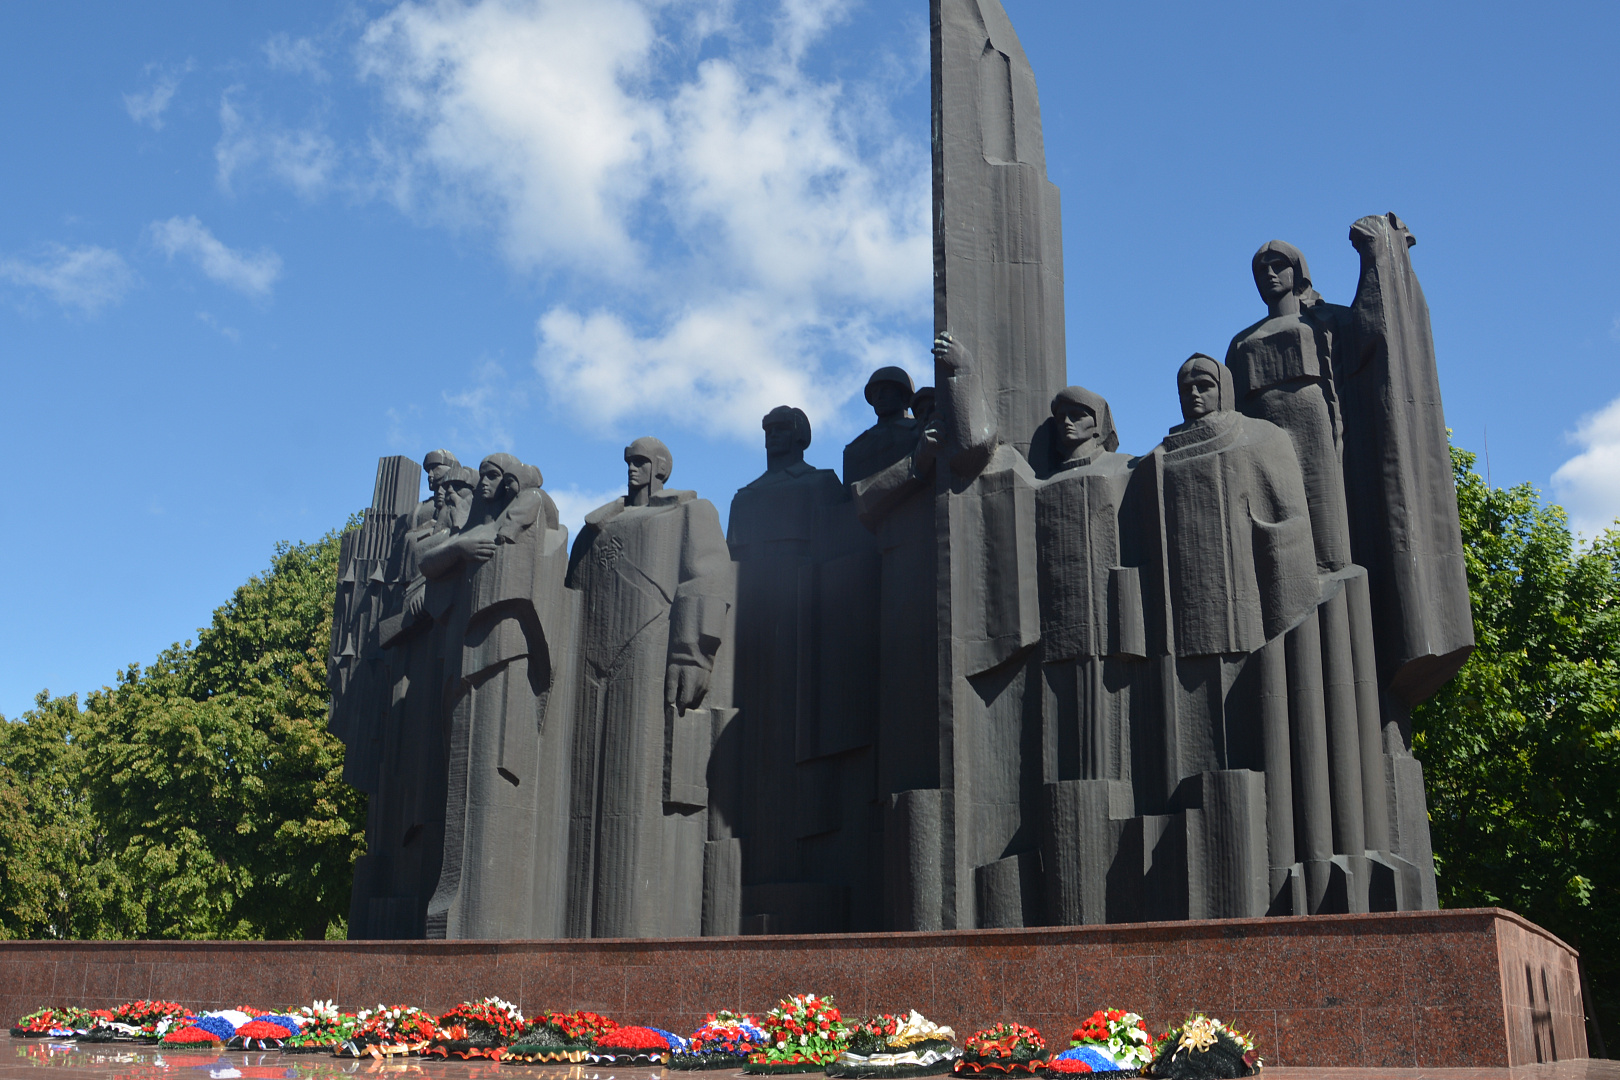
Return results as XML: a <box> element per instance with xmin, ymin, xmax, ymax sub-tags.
<box><xmin>564</xmin><ymin>436</ymin><xmax>734</xmax><ymax>938</ymax></box>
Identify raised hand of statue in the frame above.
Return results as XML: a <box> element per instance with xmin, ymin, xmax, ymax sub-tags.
<box><xmin>665</xmin><ymin>661</ymin><xmax>711</xmax><ymax>713</ymax></box>
<box><xmin>915</xmin><ymin>417</ymin><xmax>943</xmax><ymax>474</ymax></box>
<box><xmin>932</xmin><ymin>330</ymin><xmax>974</xmax><ymax>374</ymax></box>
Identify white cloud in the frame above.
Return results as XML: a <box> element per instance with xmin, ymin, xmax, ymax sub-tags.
<box><xmin>357</xmin><ymin>0</ymin><xmax>931</xmax><ymax>442</ymax></box>
<box><xmin>195</xmin><ymin>310</ymin><xmax>241</xmax><ymax>342</ymax></box>
<box><xmin>1552</xmin><ymin>395</ymin><xmax>1620</xmax><ymax>538</ymax></box>
<box><xmin>0</xmin><ymin>244</ymin><xmax>134</xmax><ymax>313</ymax></box>
<box><xmin>442</xmin><ymin>360</ymin><xmax>531</xmax><ymax>452</ymax></box>
<box><xmin>124</xmin><ymin>61</ymin><xmax>191</xmax><ymax>130</ymax></box>
<box><xmin>548</xmin><ymin>484</ymin><xmax>627</xmax><ymax>540</ymax></box>
<box><xmin>265</xmin><ymin>33</ymin><xmax>328</xmax><ymax>81</ymax></box>
<box><xmin>150</xmin><ymin>216</ymin><xmax>282</xmax><ymax>297</ymax></box>
<box><xmin>216</xmin><ymin>90</ymin><xmax>337</xmax><ymax>197</ymax></box>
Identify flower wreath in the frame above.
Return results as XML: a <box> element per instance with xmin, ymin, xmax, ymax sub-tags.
<box><xmin>745</xmin><ymin>993</ymin><xmax>849</xmax><ymax>1073</ymax></box>
<box><xmin>954</xmin><ymin>1023</ymin><xmax>1048</xmax><ymax>1077</ymax></box>
<box><xmin>1048</xmin><ymin>1009</ymin><xmax>1159</xmax><ymax>1075</ymax></box>
<box><xmin>426</xmin><ymin>997</ymin><xmax>526</xmax><ymax>1060</ymax></box>
<box><xmin>1147</xmin><ymin>1016</ymin><xmax>1261</xmax><ymax>1079</ymax></box>
<box><xmin>670</xmin><ymin>1010</ymin><xmax>768</xmax><ymax>1070</ymax></box>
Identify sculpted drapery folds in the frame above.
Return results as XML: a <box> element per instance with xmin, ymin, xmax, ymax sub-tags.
<box><xmin>421</xmin><ymin>453</ymin><xmax>573</xmax><ymax>940</ymax></box>
<box><xmin>1031</xmin><ymin>387</ymin><xmax>1139</xmax><ymax>778</ymax></box>
<box><xmin>728</xmin><ymin>407</ymin><xmax>879</xmax><ymax>933</ymax></box>
<box><xmin>564</xmin><ymin>436</ymin><xmax>734</xmax><ymax>939</ymax></box>
<box><xmin>1342</xmin><ymin>213</ymin><xmax>1474</xmax><ymax>707</ymax></box>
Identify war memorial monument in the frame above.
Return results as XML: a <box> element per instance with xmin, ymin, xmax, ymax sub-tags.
<box><xmin>0</xmin><ymin>0</ymin><xmax>1588</xmax><ymax>1072</ymax></box>
<box><xmin>311</xmin><ymin>2</ymin><xmax>1594</xmax><ymax>1067</ymax></box>
<box><xmin>332</xmin><ymin>0</ymin><xmax>1467</xmax><ymax>941</ymax></box>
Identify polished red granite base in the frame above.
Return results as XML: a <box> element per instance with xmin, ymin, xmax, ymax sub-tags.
<box><xmin>0</xmin><ymin>908</ymin><xmax>1591</xmax><ymax>1070</ymax></box>
<box><xmin>1</xmin><ymin>1038</ymin><xmax>1614</xmax><ymax>1080</ymax></box>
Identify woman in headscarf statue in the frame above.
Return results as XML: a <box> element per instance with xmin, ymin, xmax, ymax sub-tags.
<box><xmin>1225</xmin><ymin>241</ymin><xmax>1354</xmax><ymax>574</ymax></box>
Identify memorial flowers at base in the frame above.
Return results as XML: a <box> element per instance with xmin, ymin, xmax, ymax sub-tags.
<box><xmin>830</xmin><ymin>1010</ymin><xmax>961</xmax><ymax>1078</ymax></box>
<box><xmin>589</xmin><ymin>1024</ymin><xmax>678</xmax><ymax>1064</ymax></box>
<box><xmin>282</xmin><ymin>1000</ymin><xmax>357</xmax><ymax>1051</ymax></box>
<box><xmin>745</xmin><ymin>993</ymin><xmax>849</xmax><ymax>1073</ymax></box>
<box><xmin>1048</xmin><ymin>1009</ymin><xmax>1158</xmax><ymax>1075</ymax></box>
<box><xmin>671</xmin><ymin>1010</ymin><xmax>768</xmax><ymax>1070</ymax></box>
<box><xmin>10</xmin><ymin>1007</ymin><xmax>96</xmax><ymax>1037</ymax></box>
<box><xmin>78</xmin><ymin>1000</ymin><xmax>187</xmax><ymax>1042</ymax></box>
<box><xmin>338</xmin><ymin>1004</ymin><xmax>438</xmax><ymax>1057</ymax></box>
<box><xmin>231</xmin><ymin>1013</ymin><xmax>306</xmax><ymax>1049</ymax></box>
<box><xmin>506</xmin><ymin>1009</ymin><xmax>621</xmax><ymax>1063</ymax></box>
<box><xmin>426</xmin><ymin>997</ymin><xmax>524</xmax><ymax>1059</ymax></box>
<box><xmin>1146</xmin><ymin>1016</ymin><xmax>1260</xmax><ymax>1079</ymax></box>
<box><xmin>953</xmin><ymin>1022</ymin><xmax>1048</xmax><ymax>1076</ymax></box>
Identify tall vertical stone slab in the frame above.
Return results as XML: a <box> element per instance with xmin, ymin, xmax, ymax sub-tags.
<box><xmin>926</xmin><ymin>0</ymin><xmax>1067</xmax><ymax>930</ymax></box>
<box><xmin>932</xmin><ymin>0</ymin><xmax>1067</xmax><ymax>455</ymax></box>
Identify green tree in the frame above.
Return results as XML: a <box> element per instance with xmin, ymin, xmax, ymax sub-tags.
<box><xmin>0</xmin><ymin>693</ymin><xmax>126</xmax><ymax>938</ymax></box>
<box><xmin>1413</xmin><ymin>447</ymin><xmax>1620</xmax><ymax>1050</ymax></box>
<box><xmin>0</xmin><ymin>525</ymin><xmax>364</xmax><ymax>942</ymax></box>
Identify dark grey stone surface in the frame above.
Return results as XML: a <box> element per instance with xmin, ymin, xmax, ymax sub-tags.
<box><xmin>727</xmin><ymin>408</ymin><xmax>879</xmax><ymax>933</ymax></box>
<box><xmin>563</xmin><ymin>437</ymin><xmax>734</xmax><ymax>938</ymax></box>
<box><xmin>329</xmin><ymin>0</ymin><xmax>1471</xmax><ymax>939</ymax></box>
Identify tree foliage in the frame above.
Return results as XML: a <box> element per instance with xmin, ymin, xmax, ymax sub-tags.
<box><xmin>0</xmin><ymin>527</ymin><xmax>363</xmax><ymax>941</ymax></box>
<box><xmin>1413</xmin><ymin>447</ymin><xmax>1620</xmax><ymax>1050</ymax></box>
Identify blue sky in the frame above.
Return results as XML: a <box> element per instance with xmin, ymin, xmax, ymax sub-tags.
<box><xmin>3</xmin><ymin>0</ymin><xmax>1618</xmax><ymax>720</ymax></box>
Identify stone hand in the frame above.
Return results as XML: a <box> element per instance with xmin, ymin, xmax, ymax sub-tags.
<box><xmin>932</xmin><ymin>329</ymin><xmax>973</xmax><ymax>374</ymax></box>
<box><xmin>665</xmin><ymin>661</ymin><xmax>711</xmax><ymax>713</ymax></box>
<box><xmin>459</xmin><ymin>534</ymin><xmax>498</xmax><ymax>563</ymax></box>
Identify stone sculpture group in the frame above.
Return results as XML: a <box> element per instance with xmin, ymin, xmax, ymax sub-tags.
<box><xmin>329</xmin><ymin>0</ymin><xmax>1473</xmax><ymax>940</ymax></box>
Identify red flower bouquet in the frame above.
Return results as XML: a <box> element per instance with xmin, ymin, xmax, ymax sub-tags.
<box><xmin>160</xmin><ymin>1025</ymin><xmax>223</xmax><ymax>1048</ymax></box>
<box><xmin>591</xmin><ymin>1024</ymin><xmax>675</xmax><ymax>1064</ymax></box>
<box><xmin>671</xmin><ymin>1010</ymin><xmax>767</xmax><ymax>1070</ymax></box>
<box><xmin>954</xmin><ymin>1023</ymin><xmax>1048</xmax><ymax>1077</ymax></box>
<box><xmin>338</xmin><ymin>1005</ymin><xmax>438</xmax><ymax>1058</ymax></box>
<box><xmin>426</xmin><ymin>997</ymin><xmax>526</xmax><ymax>1059</ymax></box>
<box><xmin>506</xmin><ymin>1009</ymin><xmax>621</xmax><ymax>1063</ymax></box>
<box><xmin>746</xmin><ymin>993</ymin><xmax>849</xmax><ymax>1073</ymax></box>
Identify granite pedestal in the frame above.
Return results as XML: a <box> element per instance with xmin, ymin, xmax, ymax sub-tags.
<box><xmin>0</xmin><ymin>908</ymin><xmax>1590</xmax><ymax>1071</ymax></box>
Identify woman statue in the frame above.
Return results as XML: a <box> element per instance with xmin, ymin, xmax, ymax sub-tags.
<box><xmin>1224</xmin><ymin>241</ymin><xmax>1353</xmax><ymax>573</ymax></box>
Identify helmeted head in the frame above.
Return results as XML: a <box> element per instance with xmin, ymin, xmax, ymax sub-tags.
<box><xmin>864</xmin><ymin>366</ymin><xmax>915</xmax><ymax>418</ymax></box>
<box><xmin>1050</xmin><ymin>385</ymin><xmax>1119</xmax><ymax>454</ymax></box>
<box><xmin>423</xmin><ymin>448</ymin><xmax>461</xmax><ymax>487</ymax></box>
<box><xmin>625</xmin><ymin>436</ymin><xmax>673</xmax><ymax>495</ymax></box>
<box><xmin>910</xmin><ymin>387</ymin><xmax>937</xmax><ymax>429</ymax></box>
<box><xmin>762</xmin><ymin>406</ymin><xmax>812</xmax><ymax>457</ymax></box>
<box><xmin>1177</xmin><ymin>354</ymin><xmax>1234</xmax><ymax>423</ymax></box>
<box><xmin>1251</xmin><ymin>240</ymin><xmax>1314</xmax><ymax>308</ymax></box>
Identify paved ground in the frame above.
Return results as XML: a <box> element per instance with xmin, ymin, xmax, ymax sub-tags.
<box><xmin>3</xmin><ymin>1037</ymin><xmax>1615</xmax><ymax>1080</ymax></box>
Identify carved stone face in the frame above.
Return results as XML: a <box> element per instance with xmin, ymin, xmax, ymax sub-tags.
<box><xmin>627</xmin><ymin>453</ymin><xmax>657</xmax><ymax>494</ymax></box>
<box><xmin>432</xmin><ymin>480</ymin><xmax>449</xmax><ymax>511</ymax></box>
<box><xmin>1180</xmin><ymin>370</ymin><xmax>1222</xmax><ymax>422</ymax></box>
<box><xmin>763</xmin><ymin>416</ymin><xmax>799</xmax><ymax>456</ymax></box>
<box><xmin>1054</xmin><ymin>401</ymin><xmax>1099</xmax><ymax>451</ymax></box>
<box><xmin>478</xmin><ymin>464</ymin><xmax>505</xmax><ymax>501</ymax></box>
<box><xmin>426</xmin><ymin>461</ymin><xmax>454</xmax><ymax>487</ymax></box>
<box><xmin>869</xmin><ymin>381</ymin><xmax>911</xmax><ymax>419</ymax></box>
<box><xmin>1254</xmin><ymin>250</ymin><xmax>1296</xmax><ymax>305</ymax></box>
